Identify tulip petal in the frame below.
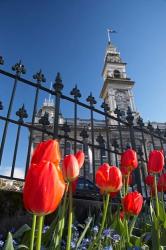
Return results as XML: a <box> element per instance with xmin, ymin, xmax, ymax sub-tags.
<box><xmin>31</xmin><ymin>140</ymin><xmax>61</xmax><ymax>166</ymax></box>
<box><xmin>75</xmin><ymin>151</ymin><xmax>85</xmax><ymax>168</ymax></box>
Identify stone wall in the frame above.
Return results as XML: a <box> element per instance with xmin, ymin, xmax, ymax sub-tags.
<box><xmin>0</xmin><ymin>189</ymin><xmax>102</xmax><ymax>236</ymax></box>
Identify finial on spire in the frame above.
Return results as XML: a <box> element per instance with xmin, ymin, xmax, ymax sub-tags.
<box><xmin>107</xmin><ymin>28</ymin><xmax>117</xmax><ymax>43</ymax></box>
<box><xmin>48</xmin><ymin>81</ymin><xmax>53</xmax><ymax>104</ymax></box>
<box><xmin>43</xmin><ymin>82</ymin><xmax>54</xmax><ymax>106</ymax></box>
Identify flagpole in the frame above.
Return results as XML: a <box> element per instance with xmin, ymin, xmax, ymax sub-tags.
<box><xmin>107</xmin><ymin>29</ymin><xmax>111</xmax><ymax>43</ymax></box>
<box><xmin>107</xmin><ymin>28</ymin><xmax>117</xmax><ymax>43</ymax></box>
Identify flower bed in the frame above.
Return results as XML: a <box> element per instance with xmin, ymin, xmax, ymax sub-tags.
<box><xmin>1</xmin><ymin>140</ymin><xmax>166</xmax><ymax>250</ymax></box>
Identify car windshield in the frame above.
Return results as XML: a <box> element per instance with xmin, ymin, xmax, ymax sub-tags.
<box><xmin>77</xmin><ymin>179</ymin><xmax>97</xmax><ymax>190</ymax></box>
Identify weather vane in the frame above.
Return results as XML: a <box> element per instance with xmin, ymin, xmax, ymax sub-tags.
<box><xmin>107</xmin><ymin>28</ymin><xmax>117</xmax><ymax>43</ymax></box>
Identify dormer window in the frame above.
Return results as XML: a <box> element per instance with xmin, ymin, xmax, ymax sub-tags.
<box><xmin>114</xmin><ymin>70</ymin><xmax>121</xmax><ymax>78</ymax></box>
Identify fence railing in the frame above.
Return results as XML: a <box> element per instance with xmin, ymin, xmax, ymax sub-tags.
<box><xmin>0</xmin><ymin>56</ymin><xmax>166</xmax><ymax>199</ymax></box>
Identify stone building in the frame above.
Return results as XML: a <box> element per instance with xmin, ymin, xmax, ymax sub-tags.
<box><xmin>32</xmin><ymin>40</ymin><xmax>166</xmax><ymax>192</ymax></box>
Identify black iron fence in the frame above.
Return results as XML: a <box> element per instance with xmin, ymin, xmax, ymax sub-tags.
<box><xmin>0</xmin><ymin>56</ymin><xmax>166</xmax><ymax>199</ymax></box>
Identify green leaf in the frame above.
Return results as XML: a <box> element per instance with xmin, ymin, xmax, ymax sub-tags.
<box><xmin>149</xmin><ymin>201</ymin><xmax>155</xmax><ymax>218</ymax></box>
<box><xmin>15</xmin><ymin>244</ymin><xmax>29</xmax><ymax>249</ymax></box>
<box><xmin>151</xmin><ymin>211</ymin><xmax>160</xmax><ymax>250</ymax></box>
<box><xmin>116</xmin><ymin>217</ymin><xmax>125</xmax><ymax>236</ymax></box>
<box><xmin>158</xmin><ymin>201</ymin><xmax>165</xmax><ymax>222</ymax></box>
<box><xmin>13</xmin><ymin>224</ymin><xmax>31</xmax><ymax>239</ymax></box>
<box><xmin>130</xmin><ymin>235</ymin><xmax>141</xmax><ymax>247</ymax></box>
<box><xmin>145</xmin><ymin>223</ymin><xmax>152</xmax><ymax>232</ymax></box>
<box><xmin>76</xmin><ymin>217</ymin><xmax>92</xmax><ymax>249</ymax></box>
<box><xmin>3</xmin><ymin>232</ymin><xmax>14</xmax><ymax>250</ymax></box>
<box><xmin>42</xmin><ymin>211</ymin><xmax>59</xmax><ymax>247</ymax></box>
<box><xmin>160</xmin><ymin>228</ymin><xmax>166</xmax><ymax>245</ymax></box>
<box><xmin>163</xmin><ymin>219</ymin><xmax>166</xmax><ymax>229</ymax></box>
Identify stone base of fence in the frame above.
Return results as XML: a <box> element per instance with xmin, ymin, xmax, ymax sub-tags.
<box><xmin>0</xmin><ymin>189</ymin><xmax>105</xmax><ymax>235</ymax></box>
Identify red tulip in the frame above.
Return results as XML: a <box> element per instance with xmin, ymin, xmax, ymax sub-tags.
<box><xmin>75</xmin><ymin>151</ymin><xmax>85</xmax><ymax>168</ymax></box>
<box><xmin>122</xmin><ymin>191</ymin><xmax>143</xmax><ymax>216</ymax></box>
<box><xmin>158</xmin><ymin>173</ymin><xmax>166</xmax><ymax>192</ymax></box>
<box><xmin>23</xmin><ymin>161</ymin><xmax>65</xmax><ymax>215</ymax></box>
<box><xmin>120</xmin><ymin>210</ymin><xmax>125</xmax><ymax>220</ymax></box>
<box><xmin>96</xmin><ymin>163</ymin><xmax>122</xmax><ymax>193</ymax></box>
<box><xmin>147</xmin><ymin>150</ymin><xmax>164</xmax><ymax>174</ymax></box>
<box><xmin>150</xmin><ymin>186</ymin><xmax>155</xmax><ymax>197</ymax></box>
<box><xmin>31</xmin><ymin>139</ymin><xmax>61</xmax><ymax>166</ymax></box>
<box><xmin>145</xmin><ymin>175</ymin><xmax>154</xmax><ymax>187</ymax></box>
<box><xmin>62</xmin><ymin>154</ymin><xmax>81</xmax><ymax>182</ymax></box>
<box><xmin>121</xmin><ymin>149</ymin><xmax>138</xmax><ymax>173</ymax></box>
<box><xmin>110</xmin><ymin>191</ymin><xmax>119</xmax><ymax>198</ymax></box>
<box><xmin>120</xmin><ymin>166</ymin><xmax>129</xmax><ymax>176</ymax></box>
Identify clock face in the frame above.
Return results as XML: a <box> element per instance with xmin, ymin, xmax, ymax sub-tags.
<box><xmin>115</xmin><ymin>90</ymin><xmax>130</xmax><ymax>111</ymax></box>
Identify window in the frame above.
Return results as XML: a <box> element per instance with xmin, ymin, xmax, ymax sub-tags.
<box><xmin>101</xmin><ymin>143</ymin><xmax>106</xmax><ymax>157</ymax></box>
<box><xmin>114</xmin><ymin>70</ymin><xmax>121</xmax><ymax>78</ymax></box>
<box><xmin>78</xmin><ymin>144</ymin><xmax>83</xmax><ymax>151</ymax></box>
<box><xmin>66</xmin><ymin>142</ymin><xmax>71</xmax><ymax>155</ymax></box>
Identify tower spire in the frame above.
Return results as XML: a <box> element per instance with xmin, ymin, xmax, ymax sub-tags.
<box><xmin>43</xmin><ymin>82</ymin><xmax>54</xmax><ymax>107</ymax></box>
<box><xmin>48</xmin><ymin>81</ymin><xmax>53</xmax><ymax>104</ymax></box>
<box><xmin>100</xmin><ymin>35</ymin><xmax>139</xmax><ymax>121</ymax></box>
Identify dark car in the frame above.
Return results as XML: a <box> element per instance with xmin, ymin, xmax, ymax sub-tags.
<box><xmin>74</xmin><ymin>177</ymin><xmax>101</xmax><ymax>200</ymax></box>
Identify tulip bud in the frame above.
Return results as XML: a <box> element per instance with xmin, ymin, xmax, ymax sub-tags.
<box><xmin>157</xmin><ymin>173</ymin><xmax>166</xmax><ymax>192</ymax></box>
<box><xmin>120</xmin><ymin>166</ymin><xmax>129</xmax><ymax>176</ymax></box>
<box><xmin>62</xmin><ymin>154</ymin><xmax>80</xmax><ymax>182</ymax></box>
<box><xmin>122</xmin><ymin>191</ymin><xmax>143</xmax><ymax>216</ymax></box>
<box><xmin>145</xmin><ymin>175</ymin><xmax>154</xmax><ymax>187</ymax></box>
<box><xmin>147</xmin><ymin>150</ymin><xmax>164</xmax><ymax>174</ymax></box>
<box><xmin>120</xmin><ymin>211</ymin><xmax>125</xmax><ymax>221</ymax></box>
<box><xmin>96</xmin><ymin>163</ymin><xmax>122</xmax><ymax>193</ymax></box>
<box><xmin>121</xmin><ymin>149</ymin><xmax>138</xmax><ymax>173</ymax></box>
<box><xmin>23</xmin><ymin>161</ymin><xmax>65</xmax><ymax>215</ymax></box>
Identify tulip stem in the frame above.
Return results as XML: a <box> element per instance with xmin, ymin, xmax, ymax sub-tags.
<box><xmin>125</xmin><ymin>216</ymin><xmax>130</xmax><ymax>246</ymax></box>
<box><xmin>58</xmin><ymin>183</ymin><xmax>68</xmax><ymax>249</ymax></box>
<box><xmin>161</xmin><ymin>189</ymin><xmax>164</xmax><ymax>210</ymax></box>
<box><xmin>98</xmin><ymin>194</ymin><xmax>110</xmax><ymax>238</ymax></box>
<box><xmin>66</xmin><ymin>183</ymin><xmax>73</xmax><ymax>250</ymax></box>
<box><xmin>154</xmin><ymin>174</ymin><xmax>161</xmax><ymax>248</ymax></box>
<box><xmin>36</xmin><ymin>215</ymin><xmax>44</xmax><ymax>250</ymax></box>
<box><xmin>125</xmin><ymin>173</ymin><xmax>130</xmax><ymax>195</ymax></box>
<box><xmin>88</xmin><ymin>193</ymin><xmax>110</xmax><ymax>250</ymax></box>
<box><xmin>129</xmin><ymin>216</ymin><xmax>137</xmax><ymax>236</ymax></box>
<box><xmin>30</xmin><ymin>214</ymin><xmax>36</xmax><ymax>250</ymax></box>
<box><xmin>154</xmin><ymin>175</ymin><xmax>159</xmax><ymax>218</ymax></box>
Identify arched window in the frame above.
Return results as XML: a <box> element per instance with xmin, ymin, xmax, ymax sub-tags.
<box><xmin>114</xmin><ymin>70</ymin><xmax>121</xmax><ymax>78</ymax></box>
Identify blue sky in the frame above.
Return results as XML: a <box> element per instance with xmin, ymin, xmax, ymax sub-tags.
<box><xmin>0</xmin><ymin>0</ymin><xmax>166</xmax><ymax>176</ymax></box>
<box><xmin>0</xmin><ymin>0</ymin><xmax>166</xmax><ymax>122</ymax></box>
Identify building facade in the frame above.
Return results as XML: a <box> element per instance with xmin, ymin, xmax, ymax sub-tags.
<box><xmin>32</xmin><ymin>40</ymin><xmax>166</xmax><ymax>194</ymax></box>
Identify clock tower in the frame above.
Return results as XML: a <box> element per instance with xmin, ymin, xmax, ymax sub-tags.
<box><xmin>100</xmin><ymin>40</ymin><xmax>138</xmax><ymax>119</ymax></box>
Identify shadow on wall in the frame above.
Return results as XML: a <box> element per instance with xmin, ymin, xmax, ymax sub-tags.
<box><xmin>0</xmin><ymin>190</ymin><xmax>103</xmax><ymax>236</ymax></box>
<box><xmin>0</xmin><ymin>190</ymin><xmax>31</xmax><ymax>235</ymax></box>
